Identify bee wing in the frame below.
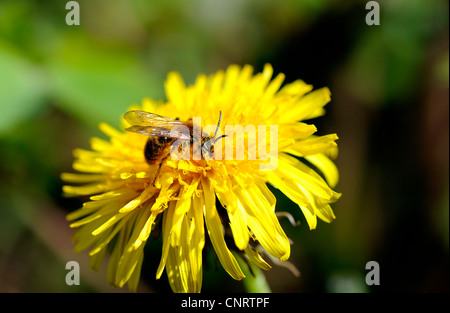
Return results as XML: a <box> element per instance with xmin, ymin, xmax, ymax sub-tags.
<box><xmin>123</xmin><ymin>110</ymin><xmax>184</xmax><ymax>128</ymax></box>
<box><xmin>125</xmin><ymin>125</ymin><xmax>191</xmax><ymax>141</ymax></box>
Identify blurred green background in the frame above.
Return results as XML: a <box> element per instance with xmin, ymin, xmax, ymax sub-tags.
<box><xmin>0</xmin><ymin>0</ymin><xmax>448</xmax><ymax>293</ymax></box>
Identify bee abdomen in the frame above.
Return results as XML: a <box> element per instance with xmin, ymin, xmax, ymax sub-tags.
<box><xmin>144</xmin><ymin>137</ymin><xmax>171</xmax><ymax>163</ymax></box>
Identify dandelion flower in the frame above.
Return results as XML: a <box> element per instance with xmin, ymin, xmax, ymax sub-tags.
<box><xmin>62</xmin><ymin>64</ymin><xmax>341</xmax><ymax>292</ymax></box>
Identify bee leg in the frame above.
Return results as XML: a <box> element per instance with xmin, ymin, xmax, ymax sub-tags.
<box><xmin>152</xmin><ymin>152</ymin><xmax>171</xmax><ymax>187</ymax></box>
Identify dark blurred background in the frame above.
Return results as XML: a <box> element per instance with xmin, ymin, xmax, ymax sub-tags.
<box><xmin>0</xmin><ymin>0</ymin><xmax>448</xmax><ymax>292</ymax></box>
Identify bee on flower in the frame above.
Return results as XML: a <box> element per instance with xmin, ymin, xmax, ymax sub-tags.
<box><xmin>62</xmin><ymin>64</ymin><xmax>341</xmax><ymax>292</ymax></box>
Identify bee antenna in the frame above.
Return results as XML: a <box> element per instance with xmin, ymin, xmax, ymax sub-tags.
<box><xmin>212</xmin><ymin>111</ymin><xmax>222</xmax><ymax>140</ymax></box>
<box><xmin>212</xmin><ymin>134</ymin><xmax>227</xmax><ymax>144</ymax></box>
<box><xmin>204</xmin><ymin>111</ymin><xmax>224</xmax><ymax>151</ymax></box>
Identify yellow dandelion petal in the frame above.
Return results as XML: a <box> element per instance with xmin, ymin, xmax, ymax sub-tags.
<box><xmin>244</xmin><ymin>246</ymin><xmax>272</xmax><ymax>271</ymax></box>
<box><xmin>277</xmin><ymin>153</ymin><xmax>337</xmax><ymax>201</ymax></box>
<box><xmin>284</xmin><ymin>134</ymin><xmax>339</xmax><ymax>157</ymax></box>
<box><xmin>288</xmin><ymin>87</ymin><xmax>332</xmax><ymax>122</ymax></box>
<box><xmin>170</xmin><ymin>189</ymin><xmax>193</xmax><ymax>247</ymax></box>
<box><xmin>188</xmin><ymin>197</ymin><xmax>205</xmax><ymax>292</ymax></box>
<box><xmin>141</xmin><ymin>98</ymin><xmax>158</xmax><ymax>113</ymax></box>
<box><xmin>89</xmin><ymin>214</ymin><xmax>133</xmax><ymax>256</ymax></box>
<box><xmin>90</xmin><ymin>188</ymin><xmax>138</xmax><ymax>201</ymax></box>
<box><xmin>156</xmin><ymin>201</ymin><xmax>176</xmax><ymax>280</ymax></box>
<box><xmin>119</xmin><ymin>187</ymin><xmax>155</xmax><ymax>213</ymax></box>
<box><xmin>166</xmin><ymin>245</ymin><xmax>184</xmax><ymax>292</ymax></box>
<box><xmin>90</xmin><ymin>137</ymin><xmax>111</xmax><ymax>152</ymax></box>
<box><xmin>165</xmin><ymin>205</ymin><xmax>203</xmax><ymax>292</ymax></box>
<box><xmin>165</xmin><ymin>71</ymin><xmax>186</xmax><ymax>111</ymax></box>
<box><xmin>115</xmin><ymin>207</ymin><xmax>153</xmax><ymax>287</ymax></box>
<box><xmin>99</xmin><ymin>122</ymin><xmax>122</xmax><ymax>139</ymax></box>
<box><xmin>227</xmin><ymin>203</ymin><xmax>250</xmax><ymax>251</ymax></box>
<box><xmin>89</xmin><ymin>241</ymin><xmax>108</xmax><ymax>271</ymax></box>
<box><xmin>106</xmin><ymin>222</ymin><xmax>130</xmax><ymax>286</ymax></box>
<box><xmin>279</xmin><ymin>79</ymin><xmax>313</xmax><ymax>96</ymax></box>
<box><xmin>261</xmin><ymin>71</ymin><xmax>285</xmax><ymax>103</ymax></box>
<box><xmin>127</xmin><ymin>251</ymin><xmax>144</xmax><ymax>292</ymax></box>
<box><xmin>278</xmin><ymin>123</ymin><xmax>317</xmax><ymax>141</ymax></box>
<box><xmin>305</xmin><ymin>153</ymin><xmax>340</xmax><ymax>188</ymax></box>
<box><xmin>62</xmin><ymin>181</ymin><xmax>123</xmax><ymax>197</ymax></box>
<box><xmin>60</xmin><ymin>173</ymin><xmax>107</xmax><ymax>183</ymax></box>
<box><xmin>233</xmin><ymin>183</ymin><xmax>290</xmax><ymax>261</ymax></box>
<box><xmin>91</xmin><ymin>213</ymin><xmax>126</xmax><ymax>237</ymax></box>
<box><xmin>202</xmin><ymin>178</ymin><xmax>245</xmax><ymax>280</ymax></box>
<box><xmin>266</xmin><ymin>170</ymin><xmax>318</xmax><ymax>230</ymax></box>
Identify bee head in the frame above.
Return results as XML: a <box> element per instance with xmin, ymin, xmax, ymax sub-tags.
<box><xmin>201</xmin><ymin>111</ymin><xmax>227</xmax><ymax>160</ymax></box>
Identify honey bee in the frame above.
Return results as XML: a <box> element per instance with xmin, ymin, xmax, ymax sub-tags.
<box><xmin>123</xmin><ymin>110</ymin><xmax>223</xmax><ymax>185</ymax></box>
